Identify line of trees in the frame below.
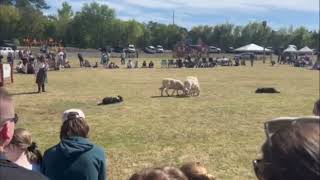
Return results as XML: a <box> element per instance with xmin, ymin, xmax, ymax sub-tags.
<box><xmin>0</xmin><ymin>0</ymin><xmax>319</xmax><ymax>50</ymax></box>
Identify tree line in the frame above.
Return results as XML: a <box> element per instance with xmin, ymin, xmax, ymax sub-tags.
<box><xmin>0</xmin><ymin>0</ymin><xmax>318</xmax><ymax>51</ymax></box>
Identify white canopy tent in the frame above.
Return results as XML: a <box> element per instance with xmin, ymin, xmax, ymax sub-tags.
<box><xmin>283</xmin><ymin>46</ymin><xmax>298</xmax><ymax>53</ymax></box>
<box><xmin>235</xmin><ymin>43</ymin><xmax>272</xmax><ymax>52</ymax></box>
<box><xmin>299</xmin><ymin>46</ymin><xmax>313</xmax><ymax>54</ymax></box>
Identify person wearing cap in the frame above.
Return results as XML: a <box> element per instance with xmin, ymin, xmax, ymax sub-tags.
<box><xmin>0</xmin><ymin>88</ymin><xmax>48</xmax><ymax>180</ymax></box>
<box><xmin>42</xmin><ymin>109</ymin><xmax>107</xmax><ymax>180</ymax></box>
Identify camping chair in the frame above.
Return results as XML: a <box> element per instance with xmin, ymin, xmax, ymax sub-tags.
<box><xmin>161</xmin><ymin>59</ymin><xmax>168</xmax><ymax>68</ymax></box>
<box><xmin>168</xmin><ymin>59</ymin><xmax>176</xmax><ymax>68</ymax></box>
<box><xmin>176</xmin><ymin>59</ymin><xmax>183</xmax><ymax>68</ymax></box>
<box><xmin>202</xmin><ymin>58</ymin><xmax>208</xmax><ymax>68</ymax></box>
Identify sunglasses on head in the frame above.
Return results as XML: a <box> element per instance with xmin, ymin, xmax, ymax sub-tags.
<box><xmin>253</xmin><ymin>116</ymin><xmax>320</xmax><ymax>179</ymax></box>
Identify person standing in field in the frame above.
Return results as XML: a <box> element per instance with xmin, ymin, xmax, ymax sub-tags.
<box><xmin>7</xmin><ymin>52</ymin><xmax>14</xmax><ymax>66</ymax></box>
<box><xmin>121</xmin><ymin>50</ymin><xmax>126</xmax><ymax>65</ymax></box>
<box><xmin>0</xmin><ymin>54</ymin><xmax>4</xmax><ymax>64</ymax></box>
<box><xmin>250</xmin><ymin>53</ymin><xmax>254</xmax><ymax>67</ymax></box>
<box><xmin>78</xmin><ymin>53</ymin><xmax>84</xmax><ymax>67</ymax></box>
<box><xmin>35</xmin><ymin>56</ymin><xmax>48</xmax><ymax>93</ymax></box>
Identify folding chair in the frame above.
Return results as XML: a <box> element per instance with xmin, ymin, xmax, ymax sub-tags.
<box><xmin>168</xmin><ymin>59</ymin><xmax>175</xmax><ymax>68</ymax></box>
<box><xmin>161</xmin><ymin>59</ymin><xmax>168</xmax><ymax>68</ymax></box>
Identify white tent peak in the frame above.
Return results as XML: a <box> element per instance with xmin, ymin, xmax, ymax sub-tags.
<box><xmin>283</xmin><ymin>46</ymin><xmax>297</xmax><ymax>53</ymax></box>
<box><xmin>235</xmin><ymin>43</ymin><xmax>271</xmax><ymax>52</ymax></box>
<box><xmin>299</xmin><ymin>46</ymin><xmax>313</xmax><ymax>53</ymax></box>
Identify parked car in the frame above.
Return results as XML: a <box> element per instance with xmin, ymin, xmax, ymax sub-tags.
<box><xmin>127</xmin><ymin>44</ymin><xmax>136</xmax><ymax>53</ymax></box>
<box><xmin>208</xmin><ymin>46</ymin><xmax>221</xmax><ymax>53</ymax></box>
<box><xmin>145</xmin><ymin>46</ymin><xmax>156</xmax><ymax>54</ymax></box>
<box><xmin>0</xmin><ymin>40</ymin><xmax>17</xmax><ymax>50</ymax></box>
<box><xmin>156</xmin><ymin>45</ymin><xmax>164</xmax><ymax>53</ymax></box>
<box><xmin>113</xmin><ymin>46</ymin><xmax>125</xmax><ymax>53</ymax></box>
<box><xmin>40</xmin><ymin>45</ymin><xmax>48</xmax><ymax>53</ymax></box>
<box><xmin>234</xmin><ymin>52</ymin><xmax>256</xmax><ymax>60</ymax></box>
<box><xmin>0</xmin><ymin>47</ymin><xmax>15</xmax><ymax>56</ymax></box>
<box><xmin>227</xmin><ymin>47</ymin><xmax>235</xmax><ymax>53</ymax></box>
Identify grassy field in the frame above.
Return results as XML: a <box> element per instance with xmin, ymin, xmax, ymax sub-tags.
<box><xmin>6</xmin><ymin>57</ymin><xmax>319</xmax><ymax>180</ymax></box>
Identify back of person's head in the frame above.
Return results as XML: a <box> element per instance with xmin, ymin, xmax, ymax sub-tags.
<box><xmin>180</xmin><ymin>162</ymin><xmax>216</xmax><ymax>180</ymax></box>
<box><xmin>0</xmin><ymin>88</ymin><xmax>15</xmax><ymax>147</ymax></box>
<box><xmin>261</xmin><ymin>121</ymin><xmax>320</xmax><ymax>180</ymax></box>
<box><xmin>8</xmin><ymin>128</ymin><xmax>42</xmax><ymax>164</ymax></box>
<box><xmin>313</xmin><ymin>99</ymin><xmax>320</xmax><ymax>116</ymax></box>
<box><xmin>117</xmin><ymin>95</ymin><xmax>123</xmax><ymax>102</ymax></box>
<box><xmin>129</xmin><ymin>166</ymin><xmax>187</xmax><ymax>180</ymax></box>
<box><xmin>60</xmin><ymin>109</ymin><xmax>89</xmax><ymax>139</ymax></box>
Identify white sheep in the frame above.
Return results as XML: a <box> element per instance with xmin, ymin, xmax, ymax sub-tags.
<box><xmin>159</xmin><ymin>78</ymin><xmax>188</xmax><ymax>96</ymax></box>
<box><xmin>184</xmin><ymin>76</ymin><xmax>200</xmax><ymax>96</ymax></box>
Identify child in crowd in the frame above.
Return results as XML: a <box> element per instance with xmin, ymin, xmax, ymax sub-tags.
<box><xmin>180</xmin><ymin>162</ymin><xmax>216</xmax><ymax>180</ymax></box>
<box><xmin>129</xmin><ymin>166</ymin><xmax>187</xmax><ymax>180</ymax></box>
<box><xmin>4</xmin><ymin>128</ymin><xmax>43</xmax><ymax>172</ymax></box>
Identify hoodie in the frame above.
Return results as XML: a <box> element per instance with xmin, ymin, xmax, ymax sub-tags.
<box><xmin>42</xmin><ymin>137</ymin><xmax>106</xmax><ymax>180</ymax></box>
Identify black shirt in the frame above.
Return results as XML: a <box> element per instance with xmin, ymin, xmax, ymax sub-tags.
<box><xmin>0</xmin><ymin>159</ymin><xmax>48</xmax><ymax>180</ymax></box>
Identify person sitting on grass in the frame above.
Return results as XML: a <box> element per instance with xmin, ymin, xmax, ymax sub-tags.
<box><xmin>16</xmin><ymin>61</ymin><xmax>25</xmax><ymax>73</ymax></box>
<box><xmin>127</xmin><ymin>59</ymin><xmax>133</xmax><ymax>69</ymax></box>
<box><xmin>64</xmin><ymin>59</ymin><xmax>71</xmax><ymax>68</ymax></box>
<box><xmin>253</xmin><ymin>117</ymin><xmax>320</xmax><ymax>180</ymax></box>
<box><xmin>93</xmin><ymin>62</ymin><xmax>98</xmax><ymax>68</ymax></box>
<box><xmin>84</xmin><ymin>59</ymin><xmax>91</xmax><ymax>67</ymax></box>
<box><xmin>4</xmin><ymin>128</ymin><xmax>43</xmax><ymax>172</ymax></box>
<box><xmin>148</xmin><ymin>61</ymin><xmax>154</xmax><ymax>68</ymax></box>
<box><xmin>134</xmin><ymin>61</ymin><xmax>138</xmax><ymax>68</ymax></box>
<box><xmin>142</xmin><ymin>61</ymin><xmax>147</xmax><ymax>68</ymax></box>
<box><xmin>42</xmin><ymin>109</ymin><xmax>106</xmax><ymax>180</ymax></box>
<box><xmin>107</xmin><ymin>62</ymin><xmax>119</xmax><ymax>69</ymax></box>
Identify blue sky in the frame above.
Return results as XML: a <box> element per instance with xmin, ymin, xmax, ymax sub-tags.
<box><xmin>44</xmin><ymin>0</ymin><xmax>319</xmax><ymax>30</ymax></box>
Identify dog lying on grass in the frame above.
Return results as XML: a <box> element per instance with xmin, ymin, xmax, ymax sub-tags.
<box><xmin>255</xmin><ymin>88</ymin><xmax>280</xmax><ymax>93</ymax></box>
<box><xmin>98</xmin><ymin>96</ymin><xmax>123</xmax><ymax>105</ymax></box>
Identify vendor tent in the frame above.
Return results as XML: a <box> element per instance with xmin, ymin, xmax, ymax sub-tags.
<box><xmin>299</xmin><ymin>46</ymin><xmax>313</xmax><ymax>54</ymax></box>
<box><xmin>235</xmin><ymin>43</ymin><xmax>271</xmax><ymax>52</ymax></box>
<box><xmin>283</xmin><ymin>46</ymin><xmax>298</xmax><ymax>53</ymax></box>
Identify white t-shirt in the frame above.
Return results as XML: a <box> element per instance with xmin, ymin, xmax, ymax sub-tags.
<box><xmin>22</xmin><ymin>163</ymin><xmax>41</xmax><ymax>173</ymax></box>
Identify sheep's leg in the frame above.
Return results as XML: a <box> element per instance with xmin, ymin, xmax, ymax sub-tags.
<box><xmin>166</xmin><ymin>88</ymin><xmax>170</xmax><ymax>96</ymax></box>
<box><xmin>160</xmin><ymin>87</ymin><xmax>164</xmax><ymax>96</ymax></box>
<box><xmin>171</xmin><ymin>89</ymin><xmax>176</xmax><ymax>96</ymax></box>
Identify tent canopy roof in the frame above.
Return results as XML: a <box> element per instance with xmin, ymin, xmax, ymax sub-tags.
<box><xmin>235</xmin><ymin>43</ymin><xmax>271</xmax><ymax>52</ymax></box>
<box><xmin>299</xmin><ymin>46</ymin><xmax>313</xmax><ymax>53</ymax></box>
<box><xmin>283</xmin><ymin>46</ymin><xmax>297</xmax><ymax>53</ymax></box>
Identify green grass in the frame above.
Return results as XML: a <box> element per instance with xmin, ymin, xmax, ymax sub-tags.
<box><xmin>7</xmin><ymin>57</ymin><xmax>319</xmax><ymax>180</ymax></box>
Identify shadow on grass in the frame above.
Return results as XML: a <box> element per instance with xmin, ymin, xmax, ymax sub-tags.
<box><xmin>151</xmin><ymin>95</ymin><xmax>189</xmax><ymax>98</ymax></box>
<box><xmin>10</xmin><ymin>91</ymin><xmax>39</xmax><ymax>96</ymax></box>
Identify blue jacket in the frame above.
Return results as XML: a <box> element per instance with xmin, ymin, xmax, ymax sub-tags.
<box><xmin>42</xmin><ymin>137</ymin><xmax>106</xmax><ymax>180</ymax></box>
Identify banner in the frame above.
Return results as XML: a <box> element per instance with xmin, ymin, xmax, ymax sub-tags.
<box><xmin>3</xmin><ymin>64</ymin><xmax>11</xmax><ymax>78</ymax></box>
<box><xmin>0</xmin><ymin>64</ymin><xmax>13</xmax><ymax>86</ymax></box>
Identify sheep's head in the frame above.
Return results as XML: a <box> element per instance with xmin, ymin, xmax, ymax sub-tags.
<box><xmin>183</xmin><ymin>87</ymin><xmax>190</xmax><ymax>95</ymax></box>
